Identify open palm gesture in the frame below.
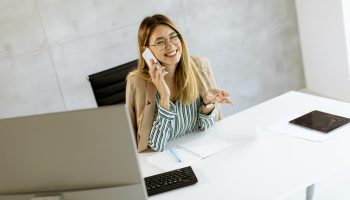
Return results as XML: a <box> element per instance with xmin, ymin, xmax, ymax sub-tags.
<box><xmin>201</xmin><ymin>88</ymin><xmax>233</xmax><ymax>105</ymax></box>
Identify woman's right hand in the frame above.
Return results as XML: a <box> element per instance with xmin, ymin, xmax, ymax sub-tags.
<box><xmin>148</xmin><ymin>59</ymin><xmax>170</xmax><ymax>109</ymax></box>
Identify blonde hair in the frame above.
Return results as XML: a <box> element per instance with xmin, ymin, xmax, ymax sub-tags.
<box><xmin>128</xmin><ymin>14</ymin><xmax>207</xmax><ymax>105</ymax></box>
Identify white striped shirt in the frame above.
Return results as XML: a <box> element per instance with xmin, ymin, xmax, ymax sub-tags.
<box><xmin>148</xmin><ymin>92</ymin><xmax>216</xmax><ymax>151</ymax></box>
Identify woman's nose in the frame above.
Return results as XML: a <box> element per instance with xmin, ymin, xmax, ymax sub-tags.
<box><xmin>164</xmin><ymin>39</ymin><xmax>175</xmax><ymax>50</ymax></box>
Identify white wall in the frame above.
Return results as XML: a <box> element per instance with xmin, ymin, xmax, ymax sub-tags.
<box><xmin>0</xmin><ymin>0</ymin><xmax>305</xmax><ymax>119</ymax></box>
<box><xmin>343</xmin><ymin>0</ymin><xmax>350</xmax><ymax>77</ymax></box>
<box><xmin>296</xmin><ymin>0</ymin><xmax>350</xmax><ymax>102</ymax></box>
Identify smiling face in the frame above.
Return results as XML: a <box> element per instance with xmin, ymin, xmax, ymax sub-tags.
<box><xmin>148</xmin><ymin>24</ymin><xmax>182</xmax><ymax>68</ymax></box>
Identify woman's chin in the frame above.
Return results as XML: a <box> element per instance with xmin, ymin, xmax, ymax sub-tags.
<box><xmin>161</xmin><ymin>56</ymin><xmax>181</xmax><ymax>66</ymax></box>
<box><xmin>161</xmin><ymin>61</ymin><xmax>179</xmax><ymax>67</ymax></box>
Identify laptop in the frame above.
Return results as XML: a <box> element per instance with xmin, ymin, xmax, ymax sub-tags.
<box><xmin>0</xmin><ymin>105</ymin><xmax>147</xmax><ymax>200</ymax></box>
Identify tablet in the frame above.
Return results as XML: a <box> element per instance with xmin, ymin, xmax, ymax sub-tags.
<box><xmin>289</xmin><ymin>110</ymin><xmax>350</xmax><ymax>133</ymax></box>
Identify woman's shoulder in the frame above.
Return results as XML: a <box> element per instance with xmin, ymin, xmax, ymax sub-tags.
<box><xmin>191</xmin><ymin>55</ymin><xmax>209</xmax><ymax>64</ymax></box>
<box><xmin>127</xmin><ymin>73</ymin><xmax>149</xmax><ymax>90</ymax></box>
<box><xmin>190</xmin><ymin>55</ymin><xmax>211</xmax><ymax>71</ymax></box>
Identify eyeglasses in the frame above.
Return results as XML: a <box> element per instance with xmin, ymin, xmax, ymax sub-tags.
<box><xmin>148</xmin><ymin>33</ymin><xmax>181</xmax><ymax>51</ymax></box>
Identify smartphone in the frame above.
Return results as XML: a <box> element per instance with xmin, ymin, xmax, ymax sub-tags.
<box><xmin>142</xmin><ymin>48</ymin><xmax>159</xmax><ymax>69</ymax></box>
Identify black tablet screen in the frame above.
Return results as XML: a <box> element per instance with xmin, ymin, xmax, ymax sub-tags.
<box><xmin>289</xmin><ymin>110</ymin><xmax>350</xmax><ymax>133</ymax></box>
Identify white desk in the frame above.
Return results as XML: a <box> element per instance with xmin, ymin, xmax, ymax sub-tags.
<box><xmin>138</xmin><ymin>91</ymin><xmax>350</xmax><ymax>200</ymax></box>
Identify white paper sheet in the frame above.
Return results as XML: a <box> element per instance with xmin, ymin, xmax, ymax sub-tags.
<box><xmin>177</xmin><ymin>134</ymin><xmax>232</xmax><ymax>158</ymax></box>
<box><xmin>145</xmin><ymin>147</ymin><xmax>201</xmax><ymax>171</ymax></box>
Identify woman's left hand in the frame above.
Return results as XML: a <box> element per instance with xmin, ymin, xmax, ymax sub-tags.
<box><xmin>201</xmin><ymin>88</ymin><xmax>234</xmax><ymax>106</ymax></box>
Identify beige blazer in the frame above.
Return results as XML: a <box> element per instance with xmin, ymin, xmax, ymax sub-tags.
<box><xmin>126</xmin><ymin>56</ymin><xmax>222</xmax><ymax>152</ymax></box>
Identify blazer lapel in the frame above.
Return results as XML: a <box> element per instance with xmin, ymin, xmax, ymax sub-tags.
<box><xmin>137</xmin><ymin>81</ymin><xmax>157</xmax><ymax>152</ymax></box>
<box><xmin>145</xmin><ymin>81</ymin><xmax>156</xmax><ymax>105</ymax></box>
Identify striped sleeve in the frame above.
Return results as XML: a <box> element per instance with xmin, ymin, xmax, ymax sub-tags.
<box><xmin>148</xmin><ymin>101</ymin><xmax>176</xmax><ymax>151</ymax></box>
<box><xmin>198</xmin><ymin>105</ymin><xmax>216</xmax><ymax>130</ymax></box>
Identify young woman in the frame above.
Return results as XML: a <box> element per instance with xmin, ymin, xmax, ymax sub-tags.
<box><xmin>126</xmin><ymin>14</ymin><xmax>233</xmax><ymax>152</ymax></box>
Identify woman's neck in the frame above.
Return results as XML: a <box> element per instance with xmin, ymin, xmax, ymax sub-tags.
<box><xmin>162</xmin><ymin>63</ymin><xmax>177</xmax><ymax>100</ymax></box>
<box><xmin>162</xmin><ymin>63</ymin><xmax>177</xmax><ymax>82</ymax></box>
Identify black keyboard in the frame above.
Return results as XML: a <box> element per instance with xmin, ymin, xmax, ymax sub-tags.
<box><xmin>144</xmin><ymin>166</ymin><xmax>198</xmax><ymax>196</ymax></box>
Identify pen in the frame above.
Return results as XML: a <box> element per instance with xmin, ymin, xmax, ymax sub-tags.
<box><xmin>168</xmin><ymin>148</ymin><xmax>182</xmax><ymax>163</ymax></box>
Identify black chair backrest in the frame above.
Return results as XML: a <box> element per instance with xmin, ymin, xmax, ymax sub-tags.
<box><xmin>87</xmin><ymin>60</ymin><xmax>138</xmax><ymax>106</ymax></box>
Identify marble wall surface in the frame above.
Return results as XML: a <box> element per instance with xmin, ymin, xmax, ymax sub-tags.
<box><xmin>0</xmin><ymin>0</ymin><xmax>305</xmax><ymax>118</ymax></box>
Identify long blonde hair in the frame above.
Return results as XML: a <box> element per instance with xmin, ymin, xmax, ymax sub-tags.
<box><xmin>128</xmin><ymin>14</ymin><xmax>208</xmax><ymax>105</ymax></box>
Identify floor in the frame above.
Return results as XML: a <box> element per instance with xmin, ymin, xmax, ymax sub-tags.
<box><xmin>284</xmin><ymin>89</ymin><xmax>350</xmax><ymax>200</ymax></box>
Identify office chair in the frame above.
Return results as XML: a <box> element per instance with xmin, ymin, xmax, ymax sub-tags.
<box><xmin>87</xmin><ymin>60</ymin><xmax>138</xmax><ymax>106</ymax></box>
